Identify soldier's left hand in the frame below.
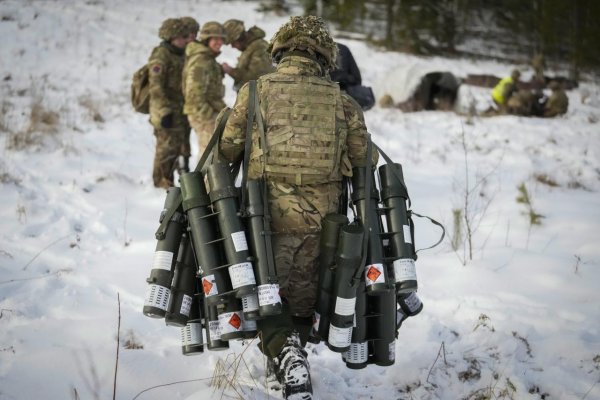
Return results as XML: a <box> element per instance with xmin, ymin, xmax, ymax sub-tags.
<box><xmin>221</xmin><ymin>62</ymin><xmax>232</xmax><ymax>74</ymax></box>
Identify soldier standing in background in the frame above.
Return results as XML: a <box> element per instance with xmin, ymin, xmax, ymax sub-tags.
<box><xmin>180</xmin><ymin>16</ymin><xmax>200</xmax><ymax>43</ymax></box>
<box><xmin>219</xmin><ymin>16</ymin><xmax>377</xmax><ymax>399</ymax></box>
<box><xmin>182</xmin><ymin>21</ymin><xmax>227</xmax><ymax>154</ymax></box>
<box><xmin>148</xmin><ymin>18</ymin><xmax>192</xmax><ymax>189</ymax></box>
<box><xmin>222</xmin><ymin>19</ymin><xmax>275</xmax><ymax>92</ymax></box>
<box><xmin>531</xmin><ymin>53</ymin><xmax>546</xmax><ymax>87</ymax></box>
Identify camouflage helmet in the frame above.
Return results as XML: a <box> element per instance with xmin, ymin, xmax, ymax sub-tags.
<box><xmin>199</xmin><ymin>21</ymin><xmax>227</xmax><ymax>41</ymax></box>
<box><xmin>548</xmin><ymin>81</ymin><xmax>561</xmax><ymax>90</ymax></box>
<box><xmin>268</xmin><ymin>16</ymin><xmax>338</xmax><ymax>69</ymax></box>
<box><xmin>180</xmin><ymin>16</ymin><xmax>200</xmax><ymax>36</ymax></box>
<box><xmin>158</xmin><ymin>18</ymin><xmax>187</xmax><ymax>41</ymax></box>
<box><xmin>224</xmin><ymin>19</ymin><xmax>245</xmax><ymax>44</ymax></box>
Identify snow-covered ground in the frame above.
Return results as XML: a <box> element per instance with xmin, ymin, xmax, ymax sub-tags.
<box><xmin>1</xmin><ymin>1</ymin><xmax>599</xmax><ymax>399</ymax></box>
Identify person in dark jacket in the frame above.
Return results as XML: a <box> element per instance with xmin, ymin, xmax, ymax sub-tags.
<box><xmin>330</xmin><ymin>42</ymin><xmax>375</xmax><ymax>110</ymax></box>
<box><xmin>329</xmin><ymin>42</ymin><xmax>361</xmax><ymax>90</ymax></box>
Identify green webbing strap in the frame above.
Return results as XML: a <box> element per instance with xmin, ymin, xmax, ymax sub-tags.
<box><xmin>352</xmin><ymin>134</ymin><xmax>373</xmax><ymax>285</ymax></box>
<box><xmin>240</xmin><ymin>80</ymin><xmax>258</xmax><ymax>215</ymax></box>
<box><xmin>372</xmin><ymin>142</ymin><xmax>445</xmax><ymax>253</ymax></box>
<box><xmin>372</xmin><ymin>142</ymin><xmax>411</xmax><ymax>207</ymax></box>
<box><xmin>155</xmin><ymin>108</ymin><xmax>232</xmax><ymax>240</ymax></box>
<box><xmin>238</xmin><ymin>81</ymin><xmax>277</xmax><ymax>279</ymax></box>
<box><xmin>411</xmin><ymin>211</ymin><xmax>446</xmax><ymax>253</ymax></box>
<box><xmin>254</xmin><ymin>85</ymin><xmax>277</xmax><ymax>279</ymax></box>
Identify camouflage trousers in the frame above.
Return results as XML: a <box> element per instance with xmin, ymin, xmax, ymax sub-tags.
<box><xmin>187</xmin><ymin>114</ymin><xmax>216</xmax><ymax>156</ymax></box>
<box><xmin>272</xmin><ymin>232</ymin><xmax>320</xmax><ymax>318</ymax></box>
<box><xmin>152</xmin><ymin>118</ymin><xmax>190</xmax><ymax>189</ymax></box>
<box><xmin>254</xmin><ymin>231</ymin><xmax>320</xmax><ymax>358</ymax></box>
<box><xmin>256</xmin><ymin>180</ymin><xmax>342</xmax><ymax>358</ymax></box>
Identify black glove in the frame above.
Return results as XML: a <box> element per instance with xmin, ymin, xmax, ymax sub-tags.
<box><xmin>160</xmin><ymin>114</ymin><xmax>173</xmax><ymax>129</ymax></box>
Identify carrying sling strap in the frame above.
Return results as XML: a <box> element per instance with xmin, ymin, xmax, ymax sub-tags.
<box><xmin>351</xmin><ymin>134</ymin><xmax>373</xmax><ymax>285</ymax></box>
<box><xmin>239</xmin><ymin>80</ymin><xmax>277</xmax><ymax>280</ymax></box>
<box><xmin>372</xmin><ymin>142</ymin><xmax>445</xmax><ymax>253</ymax></box>
<box><xmin>372</xmin><ymin>142</ymin><xmax>411</xmax><ymax>207</ymax></box>
<box><xmin>155</xmin><ymin>108</ymin><xmax>232</xmax><ymax>240</ymax></box>
<box><xmin>411</xmin><ymin>211</ymin><xmax>446</xmax><ymax>253</ymax></box>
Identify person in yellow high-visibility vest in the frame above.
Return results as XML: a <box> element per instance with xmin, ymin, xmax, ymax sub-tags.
<box><xmin>491</xmin><ymin>69</ymin><xmax>521</xmax><ymax>112</ymax></box>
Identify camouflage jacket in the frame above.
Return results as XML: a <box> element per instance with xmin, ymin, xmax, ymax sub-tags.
<box><xmin>544</xmin><ymin>90</ymin><xmax>568</xmax><ymax>117</ymax></box>
<box><xmin>147</xmin><ymin>42</ymin><xmax>186</xmax><ymax>128</ymax></box>
<box><xmin>182</xmin><ymin>41</ymin><xmax>226</xmax><ymax>120</ymax></box>
<box><xmin>220</xmin><ymin>55</ymin><xmax>377</xmax><ymax>234</ymax></box>
<box><xmin>228</xmin><ymin>27</ymin><xmax>274</xmax><ymax>91</ymax></box>
<box><xmin>220</xmin><ymin>55</ymin><xmax>376</xmax><ymax>178</ymax></box>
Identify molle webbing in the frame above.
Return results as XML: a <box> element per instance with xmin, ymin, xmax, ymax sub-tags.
<box><xmin>249</xmin><ymin>75</ymin><xmax>347</xmax><ymax>185</ymax></box>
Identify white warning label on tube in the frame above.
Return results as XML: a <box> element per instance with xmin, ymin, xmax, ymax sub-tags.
<box><xmin>403</xmin><ymin>225</ymin><xmax>412</xmax><ymax>244</ymax></box>
<box><xmin>258</xmin><ymin>284</ymin><xmax>281</xmax><ymax>306</ymax></box>
<box><xmin>180</xmin><ymin>294</ymin><xmax>193</xmax><ymax>317</ymax></box>
<box><xmin>152</xmin><ymin>251</ymin><xmax>173</xmax><ymax>271</ymax></box>
<box><xmin>334</xmin><ymin>296</ymin><xmax>356</xmax><ymax>316</ymax></box>
<box><xmin>393</xmin><ymin>258</ymin><xmax>417</xmax><ymax>281</ymax></box>
<box><xmin>229</xmin><ymin>262</ymin><xmax>256</xmax><ymax>288</ymax></box>
<box><xmin>231</xmin><ymin>231</ymin><xmax>248</xmax><ymax>252</ymax></box>
<box><xmin>328</xmin><ymin>325</ymin><xmax>352</xmax><ymax>348</ymax></box>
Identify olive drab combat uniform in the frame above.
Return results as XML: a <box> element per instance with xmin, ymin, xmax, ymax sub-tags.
<box><xmin>148</xmin><ymin>19</ymin><xmax>191</xmax><ymax>189</ymax></box>
<box><xmin>531</xmin><ymin>53</ymin><xmax>545</xmax><ymax>85</ymax></box>
<box><xmin>224</xmin><ymin>22</ymin><xmax>275</xmax><ymax>92</ymax></box>
<box><xmin>220</xmin><ymin>52</ymin><xmax>377</xmax><ymax>359</ymax></box>
<box><xmin>182</xmin><ymin>22</ymin><xmax>227</xmax><ymax>155</ymax></box>
<box><xmin>544</xmin><ymin>83</ymin><xmax>569</xmax><ymax>117</ymax></box>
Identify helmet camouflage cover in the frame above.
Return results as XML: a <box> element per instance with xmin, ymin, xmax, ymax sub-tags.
<box><xmin>158</xmin><ymin>18</ymin><xmax>188</xmax><ymax>41</ymax></box>
<box><xmin>268</xmin><ymin>15</ymin><xmax>337</xmax><ymax>69</ymax></box>
<box><xmin>224</xmin><ymin>19</ymin><xmax>245</xmax><ymax>44</ymax></box>
<box><xmin>180</xmin><ymin>16</ymin><xmax>200</xmax><ymax>36</ymax></box>
<box><xmin>199</xmin><ymin>21</ymin><xmax>227</xmax><ymax>41</ymax></box>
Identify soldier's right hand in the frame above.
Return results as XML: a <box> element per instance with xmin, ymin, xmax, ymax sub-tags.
<box><xmin>160</xmin><ymin>114</ymin><xmax>173</xmax><ymax>129</ymax></box>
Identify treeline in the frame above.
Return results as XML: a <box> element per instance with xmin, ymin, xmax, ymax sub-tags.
<box><xmin>299</xmin><ymin>0</ymin><xmax>600</xmax><ymax>77</ymax></box>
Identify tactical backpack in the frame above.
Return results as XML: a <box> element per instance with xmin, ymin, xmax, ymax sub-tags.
<box><xmin>131</xmin><ymin>64</ymin><xmax>150</xmax><ymax>114</ymax></box>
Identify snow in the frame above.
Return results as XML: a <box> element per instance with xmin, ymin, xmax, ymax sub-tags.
<box><xmin>1</xmin><ymin>1</ymin><xmax>599</xmax><ymax>399</ymax></box>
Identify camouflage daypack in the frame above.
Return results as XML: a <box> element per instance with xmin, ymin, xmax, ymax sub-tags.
<box><xmin>131</xmin><ymin>64</ymin><xmax>150</xmax><ymax>114</ymax></box>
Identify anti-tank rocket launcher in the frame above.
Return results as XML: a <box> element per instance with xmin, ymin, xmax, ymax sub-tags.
<box><xmin>311</xmin><ymin>213</ymin><xmax>348</xmax><ymax>343</ymax></box>
<box><xmin>143</xmin><ymin>187</ymin><xmax>186</xmax><ymax>319</ymax></box>
<box><xmin>314</xmin><ymin>139</ymin><xmax>444</xmax><ymax>370</ymax></box>
<box><xmin>348</xmin><ymin>165</ymin><xmax>397</xmax><ymax>367</ymax></box>
<box><xmin>244</xmin><ymin>179</ymin><xmax>282</xmax><ymax>317</ymax></box>
<box><xmin>165</xmin><ymin>232</ymin><xmax>197</xmax><ymax>327</ymax></box>
<box><xmin>207</xmin><ymin>162</ymin><xmax>260</xmax><ymax>340</ymax></box>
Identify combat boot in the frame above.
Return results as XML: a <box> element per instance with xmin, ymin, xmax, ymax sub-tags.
<box><xmin>276</xmin><ymin>331</ymin><xmax>313</xmax><ymax>400</ymax></box>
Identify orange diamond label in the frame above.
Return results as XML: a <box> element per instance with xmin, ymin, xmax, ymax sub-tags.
<box><xmin>202</xmin><ymin>278</ymin><xmax>214</xmax><ymax>295</ymax></box>
<box><xmin>228</xmin><ymin>313</ymin><xmax>242</xmax><ymax>330</ymax></box>
<box><xmin>366</xmin><ymin>265</ymin><xmax>382</xmax><ymax>282</ymax></box>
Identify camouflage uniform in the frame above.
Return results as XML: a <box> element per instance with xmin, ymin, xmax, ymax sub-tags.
<box><xmin>148</xmin><ymin>18</ymin><xmax>191</xmax><ymax>189</ymax></box>
<box><xmin>531</xmin><ymin>53</ymin><xmax>545</xmax><ymax>84</ymax></box>
<box><xmin>182</xmin><ymin>22</ymin><xmax>227</xmax><ymax>154</ymax></box>
<box><xmin>219</xmin><ymin>16</ymin><xmax>377</xmax><ymax>359</ymax></box>
<box><xmin>223</xmin><ymin>20</ymin><xmax>275</xmax><ymax>91</ymax></box>
<box><xmin>544</xmin><ymin>82</ymin><xmax>569</xmax><ymax>117</ymax></box>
